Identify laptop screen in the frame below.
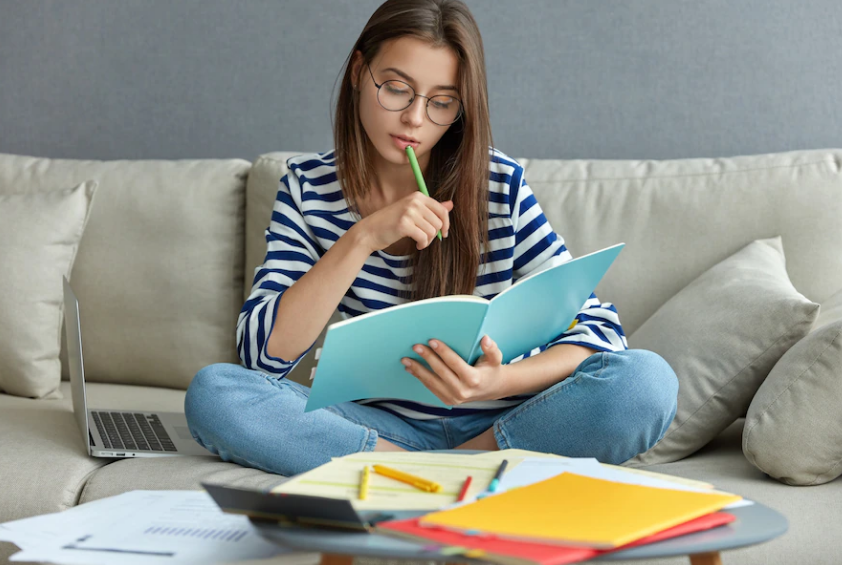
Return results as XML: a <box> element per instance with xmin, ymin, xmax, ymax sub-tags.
<box><xmin>62</xmin><ymin>276</ymin><xmax>92</xmax><ymax>454</ymax></box>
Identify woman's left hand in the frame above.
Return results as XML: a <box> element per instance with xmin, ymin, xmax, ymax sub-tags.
<box><xmin>401</xmin><ymin>335</ymin><xmax>506</xmax><ymax>406</ymax></box>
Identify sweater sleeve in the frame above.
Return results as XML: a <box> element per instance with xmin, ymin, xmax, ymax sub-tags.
<box><xmin>508</xmin><ymin>172</ymin><xmax>628</xmax><ymax>361</ymax></box>
<box><xmin>236</xmin><ymin>165</ymin><xmax>324</xmax><ymax>377</ymax></box>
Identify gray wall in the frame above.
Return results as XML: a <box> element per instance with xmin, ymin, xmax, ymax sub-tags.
<box><xmin>1</xmin><ymin>0</ymin><xmax>841</xmax><ymax>161</ymax></box>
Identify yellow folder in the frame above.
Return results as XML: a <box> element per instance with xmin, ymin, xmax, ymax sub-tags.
<box><xmin>419</xmin><ymin>472</ymin><xmax>742</xmax><ymax>549</ymax></box>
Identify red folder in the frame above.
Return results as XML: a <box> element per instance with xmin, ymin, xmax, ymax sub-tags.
<box><xmin>377</xmin><ymin>512</ymin><xmax>735</xmax><ymax>565</ymax></box>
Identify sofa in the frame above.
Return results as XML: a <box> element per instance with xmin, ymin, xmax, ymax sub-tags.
<box><xmin>1</xmin><ymin>148</ymin><xmax>841</xmax><ymax>565</ymax></box>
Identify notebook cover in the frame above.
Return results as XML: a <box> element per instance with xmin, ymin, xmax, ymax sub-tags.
<box><xmin>418</xmin><ymin>472</ymin><xmax>742</xmax><ymax>548</ymax></box>
<box><xmin>379</xmin><ymin>512</ymin><xmax>736</xmax><ymax>565</ymax></box>
<box><xmin>305</xmin><ymin>243</ymin><xmax>624</xmax><ymax>412</ymax></box>
<box><xmin>202</xmin><ymin>482</ymin><xmax>375</xmax><ymax>530</ymax></box>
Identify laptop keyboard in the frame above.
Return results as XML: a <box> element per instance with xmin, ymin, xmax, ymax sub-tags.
<box><xmin>91</xmin><ymin>412</ymin><xmax>177</xmax><ymax>452</ymax></box>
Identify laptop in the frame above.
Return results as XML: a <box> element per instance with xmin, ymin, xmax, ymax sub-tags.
<box><xmin>63</xmin><ymin>276</ymin><xmax>215</xmax><ymax>458</ymax></box>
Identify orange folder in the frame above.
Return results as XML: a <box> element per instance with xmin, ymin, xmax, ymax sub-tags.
<box><xmin>418</xmin><ymin>472</ymin><xmax>742</xmax><ymax>549</ymax></box>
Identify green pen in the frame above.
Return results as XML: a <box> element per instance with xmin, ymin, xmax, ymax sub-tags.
<box><xmin>405</xmin><ymin>145</ymin><xmax>443</xmax><ymax>241</ymax></box>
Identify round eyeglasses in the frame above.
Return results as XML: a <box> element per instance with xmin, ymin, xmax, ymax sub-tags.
<box><xmin>366</xmin><ymin>64</ymin><xmax>463</xmax><ymax>126</ymax></box>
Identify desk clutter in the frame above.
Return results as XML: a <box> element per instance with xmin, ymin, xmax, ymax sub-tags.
<box><xmin>0</xmin><ymin>449</ymin><xmax>751</xmax><ymax>565</ymax></box>
<box><xmin>216</xmin><ymin>448</ymin><xmax>749</xmax><ymax>565</ymax></box>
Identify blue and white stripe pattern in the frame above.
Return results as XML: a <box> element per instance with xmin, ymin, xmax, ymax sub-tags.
<box><xmin>237</xmin><ymin>148</ymin><xmax>628</xmax><ymax>419</ymax></box>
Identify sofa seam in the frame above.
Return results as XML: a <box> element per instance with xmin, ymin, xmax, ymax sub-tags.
<box><xmin>811</xmin><ymin>453</ymin><xmax>842</xmax><ymax>486</ymax></box>
<box><xmin>743</xmin><ymin>324</ymin><xmax>842</xmax><ymax>465</ymax></box>
<box><xmin>663</xmin><ymin>309</ymin><xmax>817</xmax><ymax>440</ymax></box>
<box><xmin>74</xmin><ymin>464</ymin><xmax>111</xmax><ymax>507</ymax></box>
<box><xmin>254</xmin><ymin>155</ymin><xmax>838</xmax><ymax>182</ymax></box>
<box><xmin>254</xmin><ymin>154</ymin><xmax>296</xmax><ymax>166</ymax></box>
<box><xmin>523</xmin><ymin>158</ymin><xmax>839</xmax><ymax>184</ymax></box>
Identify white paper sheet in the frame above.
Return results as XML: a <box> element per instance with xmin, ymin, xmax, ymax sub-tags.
<box><xmin>2</xmin><ymin>490</ymin><xmax>299</xmax><ymax>564</ymax></box>
<box><xmin>1</xmin><ymin>490</ymin><xmax>139</xmax><ymax>551</ymax></box>
<box><xmin>494</xmin><ymin>457</ymin><xmax>603</xmax><ymax>491</ymax></box>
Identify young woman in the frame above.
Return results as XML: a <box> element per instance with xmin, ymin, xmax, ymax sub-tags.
<box><xmin>185</xmin><ymin>0</ymin><xmax>678</xmax><ymax>477</ymax></box>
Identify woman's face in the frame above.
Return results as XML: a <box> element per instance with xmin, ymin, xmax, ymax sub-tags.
<box><xmin>354</xmin><ymin>37</ymin><xmax>460</xmax><ymax>166</ymax></box>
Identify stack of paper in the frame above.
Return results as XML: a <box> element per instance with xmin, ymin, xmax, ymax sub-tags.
<box><xmin>270</xmin><ymin>449</ymin><xmax>734</xmax><ymax>510</ymax></box>
<box><xmin>0</xmin><ymin>490</ymin><xmax>314</xmax><ymax>565</ymax></box>
<box><xmin>360</xmin><ymin>450</ymin><xmax>749</xmax><ymax>565</ymax></box>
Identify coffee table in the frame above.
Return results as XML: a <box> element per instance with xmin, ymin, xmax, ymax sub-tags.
<box><xmin>253</xmin><ymin>501</ymin><xmax>787</xmax><ymax>565</ymax></box>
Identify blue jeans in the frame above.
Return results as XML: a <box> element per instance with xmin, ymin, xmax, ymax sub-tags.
<box><xmin>184</xmin><ymin>349</ymin><xmax>678</xmax><ymax>477</ymax></box>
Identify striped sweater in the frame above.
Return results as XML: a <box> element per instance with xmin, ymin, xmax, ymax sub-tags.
<box><xmin>237</xmin><ymin>148</ymin><xmax>628</xmax><ymax>419</ymax></box>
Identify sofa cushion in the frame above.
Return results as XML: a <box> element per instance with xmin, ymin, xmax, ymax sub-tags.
<box><xmin>0</xmin><ymin>182</ymin><xmax>97</xmax><ymax>398</ymax></box>
<box><xmin>78</xmin><ymin>456</ymin><xmax>285</xmax><ymax>504</ymax></box>
<box><xmin>0</xmin><ymin>153</ymin><xmax>251</xmax><ymax>390</ymax></box>
<box><xmin>743</xmin><ymin>317</ymin><xmax>842</xmax><ymax>485</ymax></box>
<box><xmin>639</xmin><ymin>419</ymin><xmax>842</xmax><ymax>565</ymax></box>
<box><xmin>0</xmin><ymin>386</ymin><xmax>109</xmax><ymax>523</ymax></box>
<box><xmin>625</xmin><ymin>237</ymin><xmax>819</xmax><ymax>466</ymax></box>
<box><xmin>814</xmin><ymin>287</ymin><xmax>842</xmax><ymax>329</ymax></box>
<box><xmin>0</xmin><ymin>382</ymin><xmax>256</xmax><ymax>522</ymax></box>
<box><xmin>518</xmin><ymin>150</ymin><xmax>842</xmax><ymax>336</ymax></box>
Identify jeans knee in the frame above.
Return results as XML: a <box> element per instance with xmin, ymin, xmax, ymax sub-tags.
<box><xmin>620</xmin><ymin>349</ymin><xmax>678</xmax><ymax>435</ymax></box>
<box><xmin>640</xmin><ymin>350</ymin><xmax>678</xmax><ymax>414</ymax></box>
<box><xmin>184</xmin><ymin>363</ymin><xmax>239</xmax><ymax>437</ymax></box>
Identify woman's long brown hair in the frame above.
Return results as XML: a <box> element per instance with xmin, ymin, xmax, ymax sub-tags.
<box><xmin>333</xmin><ymin>0</ymin><xmax>492</xmax><ymax>302</ymax></box>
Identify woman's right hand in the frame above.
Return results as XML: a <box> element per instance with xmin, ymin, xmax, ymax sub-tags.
<box><xmin>357</xmin><ymin>192</ymin><xmax>453</xmax><ymax>253</ymax></box>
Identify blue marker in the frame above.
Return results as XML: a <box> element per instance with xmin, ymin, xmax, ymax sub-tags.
<box><xmin>488</xmin><ymin>459</ymin><xmax>508</xmax><ymax>492</ymax></box>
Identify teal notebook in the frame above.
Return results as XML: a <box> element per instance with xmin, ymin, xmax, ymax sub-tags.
<box><xmin>305</xmin><ymin>242</ymin><xmax>624</xmax><ymax>412</ymax></box>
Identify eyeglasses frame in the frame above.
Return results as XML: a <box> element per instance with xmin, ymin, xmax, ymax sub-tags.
<box><xmin>365</xmin><ymin>64</ymin><xmax>464</xmax><ymax>126</ymax></box>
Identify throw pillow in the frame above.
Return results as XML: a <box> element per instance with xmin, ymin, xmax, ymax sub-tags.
<box><xmin>743</xmin><ymin>317</ymin><xmax>842</xmax><ymax>485</ymax></box>
<box><xmin>624</xmin><ymin>236</ymin><xmax>819</xmax><ymax>466</ymax></box>
<box><xmin>0</xmin><ymin>181</ymin><xmax>98</xmax><ymax>398</ymax></box>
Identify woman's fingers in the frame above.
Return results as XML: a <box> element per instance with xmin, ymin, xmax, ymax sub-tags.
<box><xmin>417</xmin><ymin>201</ymin><xmax>444</xmax><ymax>234</ymax></box>
<box><xmin>403</xmin><ymin>358</ymin><xmax>455</xmax><ymax>405</ymax></box>
<box><xmin>407</xmin><ymin>224</ymin><xmax>432</xmax><ymax>250</ymax></box>
<box><xmin>415</xmin><ymin>342</ymin><xmax>462</xmax><ymax>389</ymax></box>
<box><xmin>408</xmin><ymin>212</ymin><xmax>440</xmax><ymax>249</ymax></box>
<box><xmin>481</xmin><ymin>335</ymin><xmax>503</xmax><ymax>365</ymax></box>
<box><xmin>415</xmin><ymin>195</ymin><xmax>450</xmax><ymax>239</ymax></box>
<box><xmin>432</xmin><ymin>199</ymin><xmax>452</xmax><ymax>238</ymax></box>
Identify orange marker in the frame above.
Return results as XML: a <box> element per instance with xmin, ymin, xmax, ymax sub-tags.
<box><xmin>373</xmin><ymin>464</ymin><xmax>442</xmax><ymax>493</ymax></box>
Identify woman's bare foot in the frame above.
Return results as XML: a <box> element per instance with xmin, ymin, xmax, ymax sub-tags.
<box><xmin>455</xmin><ymin>427</ymin><xmax>499</xmax><ymax>451</ymax></box>
<box><xmin>374</xmin><ymin>437</ymin><xmax>407</xmax><ymax>451</ymax></box>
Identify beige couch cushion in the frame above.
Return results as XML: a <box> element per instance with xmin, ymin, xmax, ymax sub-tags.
<box><xmin>0</xmin><ymin>181</ymin><xmax>97</xmax><ymax>398</ymax></box>
<box><xmin>0</xmin><ymin>381</ymin><xmax>284</xmax><ymax>524</ymax></box>
<box><xmin>0</xmin><ymin>382</ymin><xmax>254</xmax><ymax>520</ymax></box>
<box><xmin>0</xmin><ymin>153</ymin><xmax>250</xmax><ymax>390</ymax></box>
<box><xmin>626</xmin><ymin>237</ymin><xmax>819</xmax><ymax>466</ymax></box>
<box><xmin>0</xmin><ymin>386</ymin><xmax>110</xmax><ymax>522</ymax></box>
<box><xmin>636</xmin><ymin>420</ymin><xmax>842</xmax><ymax>565</ymax></box>
<box><xmin>743</xmin><ymin>317</ymin><xmax>842</xmax><ymax>485</ymax></box>
<box><xmin>78</xmin><ymin>457</ymin><xmax>285</xmax><ymax>504</ymax></box>
<box><xmin>518</xmin><ymin>150</ymin><xmax>842</xmax><ymax>336</ymax></box>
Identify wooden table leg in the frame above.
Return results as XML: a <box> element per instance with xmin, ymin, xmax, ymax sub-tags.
<box><xmin>689</xmin><ymin>552</ymin><xmax>723</xmax><ymax>565</ymax></box>
<box><xmin>319</xmin><ymin>554</ymin><xmax>354</xmax><ymax>565</ymax></box>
